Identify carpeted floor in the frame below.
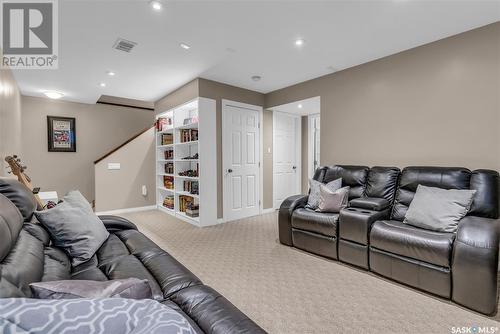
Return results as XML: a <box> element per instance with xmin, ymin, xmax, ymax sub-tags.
<box><xmin>121</xmin><ymin>210</ymin><xmax>500</xmax><ymax>334</ymax></box>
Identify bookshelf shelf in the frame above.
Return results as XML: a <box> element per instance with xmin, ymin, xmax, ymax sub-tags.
<box><xmin>155</xmin><ymin>97</ymin><xmax>217</xmax><ymax>227</ymax></box>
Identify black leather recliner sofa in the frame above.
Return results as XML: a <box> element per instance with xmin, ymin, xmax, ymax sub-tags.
<box><xmin>279</xmin><ymin>165</ymin><xmax>500</xmax><ymax>315</ymax></box>
<box><xmin>0</xmin><ymin>178</ymin><xmax>266</xmax><ymax>334</ymax></box>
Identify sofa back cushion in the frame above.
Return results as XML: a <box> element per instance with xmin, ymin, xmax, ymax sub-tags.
<box><xmin>468</xmin><ymin>170</ymin><xmax>499</xmax><ymax>219</ymax></box>
<box><xmin>0</xmin><ymin>178</ymin><xmax>37</xmax><ymax>222</ymax></box>
<box><xmin>392</xmin><ymin>167</ymin><xmax>472</xmax><ymax>221</ymax></box>
<box><xmin>323</xmin><ymin>165</ymin><xmax>369</xmax><ymax>200</ymax></box>
<box><xmin>0</xmin><ymin>194</ymin><xmax>24</xmax><ymax>262</ymax></box>
<box><xmin>364</xmin><ymin>167</ymin><xmax>401</xmax><ymax>201</ymax></box>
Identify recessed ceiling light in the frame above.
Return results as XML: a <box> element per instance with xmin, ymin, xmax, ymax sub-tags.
<box><xmin>295</xmin><ymin>38</ymin><xmax>304</xmax><ymax>47</ymax></box>
<box><xmin>99</xmin><ymin>82</ymin><xmax>106</xmax><ymax>87</ymax></box>
<box><xmin>298</xmin><ymin>104</ymin><xmax>303</xmax><ymax>109</ymax></box>
<box><xmin>251</xmin><ymin>75</ymin><xmax>261</xmax><ymax>82</ymax></box>
<box><xmin>180</xmin><ymin>43</ymin><xmax>191</xmax><ymax>50</ymax></box>
<box><xmin>150</xmin><ymin>0</ymin><xmax>162</xmax><ymax>11</ymax></box>
<box><xmin>107</xmin><ymin>71</ymin><xmax>115</xmax><ymax>76</ymax></box>
<box><xmin>43</xmin><ymin>90</ymin><xmax>64</xmax><ymax>99</ymax></box>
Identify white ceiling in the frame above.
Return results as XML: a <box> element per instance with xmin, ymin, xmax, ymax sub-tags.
<box><xmin>271</xmin><ymin>96</ymin><xmax>320</xmax><ymax>116</ymax></box>
<box><xmin>11</xmin><ymin>0</ymin><xmax>500</xmax><ymax>104</ymax></box>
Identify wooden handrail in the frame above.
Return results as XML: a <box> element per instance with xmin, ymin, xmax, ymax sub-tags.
<box><xmin>94</xmin><ymin>124</ymin><xmax>155</xmax><ymax>164</ymax></box>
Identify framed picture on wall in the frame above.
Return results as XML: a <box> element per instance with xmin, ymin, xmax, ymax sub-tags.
<box><xmin>47</xmin><ymin>116</ymin><xmax>76</xmax><ymax>152</ymax></box>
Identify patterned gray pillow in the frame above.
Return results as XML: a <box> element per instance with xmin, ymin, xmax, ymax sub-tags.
<box><xmin>30</xmin><ymin>278</ymin><xmax>152</xmax><ymax>299</ymax></box>
<box><xmin>404</xmin><ymin>185</ymin><xmax>476</xmax><ymax>233</ymax></box>
<box><xmin>306</xmin><ymin>178</ymin><xmax>342</xmax><ymax>210</ymax></box>
<box><xmin>0</xmin><ymin>298</ymin><xmax>199</xmax><ymax>334</ymax></box>
<box><xmin>34</xmin><ymin>191</ymin><xmax>109</xmax><ymax>266</ymax></box>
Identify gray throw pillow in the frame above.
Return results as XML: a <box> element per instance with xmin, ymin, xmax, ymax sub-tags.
<box><xmin>317</xmin><ymin>186</ymin><xmax>350</xmax><ymax>213</ymax></box>
<box><xmin>34</xmin><ymin>191</ymin><xmax>109</xmax><ymax>266</ymax></box>
<box><xmin>403</xmin><ymin>185</ymin><xmax>476</xmax><ymax>233</ymax></box>
<box><xmin>30</xmin><ymin>278</ymin><xmax>152</xmax><ymax>300</ymax></box>
<box><xmin>306</xmin><ymin>178</ymin><xmax>342</xmax><ymax>210</ymax></box>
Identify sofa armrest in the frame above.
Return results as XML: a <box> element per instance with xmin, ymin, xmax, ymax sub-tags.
<box><xmin>278</xmin><ymin>195</ymin><xmax>308</xmax><ymax>246</ymax></box>
<box><xmin>98</xmin><ymin>215</ymin><xmax>138</xmax><ymax>232</ymax></box>
<box><xmin>349</xmin><ymin>197</ymin><xmax>390</xmax><ymax>211</ymax></box>
<box><xmin>451</xmin><ymin>216</ymin><xmax>500</xmax><ymax>315</ymax></box>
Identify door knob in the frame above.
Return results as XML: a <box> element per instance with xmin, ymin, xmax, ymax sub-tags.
<box><xmin>292</xmin><ymin>166</ymin><xmax>297</xmax><ymax>170</ymax></box>
<box><xmin>228</xmin><ymin>169</ymin><xmax>233</xmax><ymax>173</ymax></box>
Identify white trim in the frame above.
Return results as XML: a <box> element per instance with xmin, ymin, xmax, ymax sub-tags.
<box><xmin>308</xmin><ymin>113</ymin><xmax>320</xmax><ymax>180</ymax></box>
<box><xmin>221</xmin><ymin>99</ymin><xmax>264</xmax><ymax>222</ymax></box>
<box><xmin>96</xmin><ymin>205</ymin><xmax>156</xmax><ymax>216</ymax></box>
<box><xmin>273</xmin><ymin>111</ymin><xmax>302</xmax><ymax>209</ymax></box>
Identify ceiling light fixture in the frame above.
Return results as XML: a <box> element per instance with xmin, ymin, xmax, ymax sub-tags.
<box><xmin>180</xmin><ymin>43</ymin><xmax>191</xmax><ymax>50</ymax></box>
<box><xmin>150</xmin><ymin>0</ymin><xmax>162</xmax><ymax>11</ymax></box>
<box><xmin>295</xmin><ymin>38</ymin><xmax>304</xmax><ymax>47</ymax></box>
<box><xmin>251</xmin><ymin>75</ymin><xmax>261</xmax><ymax>82</ymax></box>
<box><xmin>107</xmin><ymin>71</ymin><xmax>115</xmax><ymax>76</ymax></box>
<box><xmin>99</xmin><ymin>82</ymin><xmax>106</xmax><ymax>87</ymax></box>
<box><xmin>43</xmin><ymin>90</ymin><xmax>64</xmax><ymax>99</ymax></box>
<box><xmin>298</xmin><ymin>104</ymin><xmax>303</xmax><ymax>109</ymax></box>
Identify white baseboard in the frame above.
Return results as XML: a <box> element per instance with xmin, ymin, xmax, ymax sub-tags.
<box><xmin>95</xmin><ymin>205</ymin><xmax>156</xmax><ymax>216</ymax></box>
<box><xmin>261</xmin><ymin>208</ymin><xmax>276</xmax><ymax>214</ymax></box>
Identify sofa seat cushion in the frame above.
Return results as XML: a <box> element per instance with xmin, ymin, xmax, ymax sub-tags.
<box><xmin>370</xmin><ymin>220</ymin><xmax>455</xmax><ymax>268</ymax></box>
<box><xmin>291</xmin><ymin>208</ymin><xmax>339</xmax><ymax>237</ymax></box>
<box><xmin>71</xmin><ymin>229</ymin><xmax>202</xmax><ymax>300</ymax></box>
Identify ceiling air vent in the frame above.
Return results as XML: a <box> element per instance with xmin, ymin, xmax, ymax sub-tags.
<box><xmin>113</xmin><ymin>38</ymin><xmax>137</xmax><ymax>53</ymax></box>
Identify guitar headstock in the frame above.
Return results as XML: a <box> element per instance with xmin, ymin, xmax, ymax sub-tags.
<box><xmin>5</xmin><ymin>155</ymin><xmax>30</xmax><ymax>182</ymax></box>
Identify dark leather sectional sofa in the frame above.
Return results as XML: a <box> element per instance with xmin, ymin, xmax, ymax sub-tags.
<box><xmin>279</xmin><ymin>165</ymin><xmax>500</xmax><ymax>315</ymax></box>
<box><xmin>0</xmin><ymin>178</ymin><xmax>265</xmax><ymax>334</ymax></box>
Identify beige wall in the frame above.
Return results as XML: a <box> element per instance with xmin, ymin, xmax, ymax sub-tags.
<box><xmin>0</xmin><ymin>65</ymin><xmax>22</xmax><ymax>176</ymax></box>
<box><xmin>266</xmin><ymin>22</ymin><xmax>500</xmax><ymax>172</ymax></box>
<box><xmin>94</xmin><ymin>128</ymin><xmax>155</xmax><ymax>212</ymax></box>
<box><xmin>155</xmin><ymin>79</ymin><xmax>199</xmax><ymax>113</ymax></box>
<box><xmin>21</xmin><ymin>96</ymin><xmax>154</xmax><ymax>202</ymax></box>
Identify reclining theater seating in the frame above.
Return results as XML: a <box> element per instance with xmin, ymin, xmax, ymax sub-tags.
<box><xmin>279</xmin><ymin>165</ymin><xmax>500</xmax><ymax>315</ymax></box>
<box><xmin>0</xmin><ymin>178</ymin><xmax>265</xmax><ymax>334</ymax></box>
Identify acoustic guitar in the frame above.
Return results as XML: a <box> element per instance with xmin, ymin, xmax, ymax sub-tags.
<box><xmin>5</xmin><ymin>155</ymin><xmax>44</xmax><ymax>209</ymax></box>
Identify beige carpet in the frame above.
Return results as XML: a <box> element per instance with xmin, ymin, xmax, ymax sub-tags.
<box><xmin>121</xmin><ymin>210</ymin><xmax>500</xmax><ymax>334</ymax></box>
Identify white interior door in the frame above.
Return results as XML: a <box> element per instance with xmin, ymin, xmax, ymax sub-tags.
<box><xmin>273</xmin><ymin>111</ymin><xmax>301</xmax><ymax>209</ymax></box>
<box><xmin>222</xmin><ymin>102</ymin><xmax>261</xmax><ymax>222</ymax></box>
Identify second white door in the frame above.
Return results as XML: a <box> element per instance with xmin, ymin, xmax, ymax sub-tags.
<box><xmin>222</xmin><ymin>102</ymin><xmax>261</xmax><ymax>222</ymax></box>
<box><xmin>273</xmin><ymin>111</ymin><xmax>301</xmax><ymax>209</ymax></box>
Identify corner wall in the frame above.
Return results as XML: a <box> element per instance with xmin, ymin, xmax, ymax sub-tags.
<box><xmin>21</xmin><ymin>96</ymin><xmax>154</xmax><ymax>202</ymax></box>
<box><xmin>265</xmin><ymin>22</ymin><xmax>500</xmax><ymax>172</ymax></box>
<box><xmin>0</xmin><ymin>65</ymin><xmax>22</xmax><ymax>176</ymax></box>
<box><xmin>94</xmin><ymin>128</ymin><xmax>155</xmax><ymax>212</ymax></box>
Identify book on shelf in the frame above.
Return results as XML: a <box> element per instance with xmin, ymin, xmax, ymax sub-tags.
<box><xmin>164</xmin><ymin>162</ymin><xmax>174</xmax><ymax>174</ymax></box>
<box><xmin>178</xmin><ymin>195</ymin><xmax>195</xmax><ymax>213</ymax></box>
<box><xmin>162</xmin><ymin>195</ymin><xmax>174</xmax><ymax>210</ymax></box>
<box><xmin>180</xmin><ymin>129</ymin><xmax>198</xmax><ymax>143</ymax></box>
<box><xmin>161</xmin><ymin>133</ymin><xmax>173</xmax><ymax>145</ymax></box>
<box><xmin>183</xmin><ymin>180</ymin><xmax>199</xmax><ymax>195</ymax></box>
<box><xmin>164</xmin><ymin>149</ymin><xmax>174</xmax><ymax>160</ymax></box>
<box><xmin>163</xmin><ymin>176</ymin><xmax>174</xmax><ymax>189</ymax></box>
<box><xmin>156</xmin><ymin>117</ymin><xmax>172</xmax><ymax>131</ymax></box>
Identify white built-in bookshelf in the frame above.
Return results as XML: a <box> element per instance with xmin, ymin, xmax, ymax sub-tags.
<box><xmin>155</xmin><ymin>97</ymin><xmax>217</xmax><ymax>226</ymax></box>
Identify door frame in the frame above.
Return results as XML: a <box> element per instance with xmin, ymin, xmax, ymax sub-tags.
<box><xmin>272</xmin><ymin>110</ymin><xmax>302</xmax><ymax>209</ymax></box>
<box><xmin>221</xmin><ymin>99</ymin><xmax>263</xmax><ymax>222</ymax></box>
<box><xmin>308</xmin><ymin>113</ymin><xmax>320</xmax><ymax>179</ymax></box>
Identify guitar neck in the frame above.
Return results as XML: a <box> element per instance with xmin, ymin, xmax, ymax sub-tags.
<box><xmin>17</xmin><ymin>173</ymin><xmax>44</xmax><ymax>210</ymax></box>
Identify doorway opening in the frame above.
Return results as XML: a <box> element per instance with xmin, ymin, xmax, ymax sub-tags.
<box><xmin>269</xmin><ymin>96</ymin><xmax>320</xmax><ymax>209</ymax></box>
